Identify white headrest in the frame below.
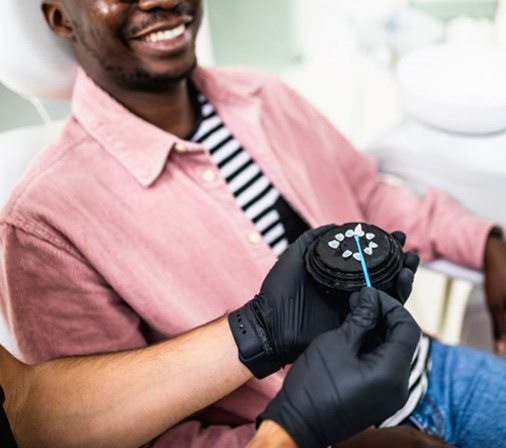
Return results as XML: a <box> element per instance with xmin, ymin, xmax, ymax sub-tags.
<box><xmin>0</xmin><ymin>0</ymin><xmax>77</xmax><ymax>100</ymax></box>
<box><xmin>397</xmin><ymin>43</ymin><xmax>506</xmax><ymax>135</ymax></box>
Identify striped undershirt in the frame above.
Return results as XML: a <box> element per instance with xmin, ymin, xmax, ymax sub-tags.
<box><xmin>189</xmin><ymin>90</ymin><xmax>431</xmax><ymax>427</ymax></box>
<box><xmin>190</xmin><ymin>93</ymin><xmax>291</xmax><ymax>257</ymax></box>
<box><xmin>380</xmin><ymin>334</ymin><xmax>431</xmax><ymax>427</ymax></box>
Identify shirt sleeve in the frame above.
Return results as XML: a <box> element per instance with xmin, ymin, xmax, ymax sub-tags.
<box><xmin>332</xmin><ymin>132</ymin><xmax>494</xmax><ymax>270</ymax></box>
<box><xmin>0</xmin><ymin>225</ymin><xmax>259</xmax><ymax>445</ymax></box>
<box><xmin>0</xmin><ymin>223</ymin><xmax>147</xmax><ymax>364</ymax></box>
<box><xmin>268</xmin><ymin>77</ymin><xmax>495</xmax><ymax>270</ymax></box>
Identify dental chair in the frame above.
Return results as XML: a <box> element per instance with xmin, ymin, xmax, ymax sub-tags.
<box><xmin>368</xmin><ymin>43</ymin><xmax>506</xmax><ymax>350</ymax></box>
<box><xmin>0</xmin><ymin>1</ymin><xmax>76</xmax><ymax>354</ymax></box>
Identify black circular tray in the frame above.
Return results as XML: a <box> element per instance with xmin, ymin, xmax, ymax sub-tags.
<box><xmin>305</xmin><ymin>223</ymin><xmax>403</xmax><ymax>293</ymax></box>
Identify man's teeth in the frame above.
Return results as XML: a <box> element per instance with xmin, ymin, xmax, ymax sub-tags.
<box><xmin>144</xmin><ymin>24</ymin><xmax>186</xmax><ymax>43</ymax></box>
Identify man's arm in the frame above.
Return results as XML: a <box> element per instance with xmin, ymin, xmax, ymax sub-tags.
<box><xmin>264</xmin><ymin>76</ymin><xmax>494</xmax><ymax>266</ymax></box>
<box><xmin>1</xmin><ymin>317</ymin><xmax>252</xmax><ymax>448</ymax></box>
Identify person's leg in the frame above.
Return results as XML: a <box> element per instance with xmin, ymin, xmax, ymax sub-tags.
<box><xmin>406</xmin><ymin>339</ymin><xmax>506</xmax><ymax>448</ymax></box>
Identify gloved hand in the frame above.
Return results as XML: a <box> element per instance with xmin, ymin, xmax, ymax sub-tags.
<box><xmin>259</xmin><ymin>288</ymin><xmax>421</xmax><ymax>448</ymax></box>
<box><xmin>387</xmin><ymin>231</ymin><xmax>420</xmax><ymax>304</ymax></box>
<box><xmin>228</xmin><ymin>226</ymin><xmax>419</xmax><ymax>379</ymax></box>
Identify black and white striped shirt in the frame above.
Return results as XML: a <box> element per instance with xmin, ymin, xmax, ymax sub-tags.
<box><xmin>189</xmin><ymin>91</ymin><xmax>431</xmax><ymax>427</ymax></box>
<box><xmin>190</xmin><ymin>94</ymin><xmax>299</xmax><ymax>256</ymax></box>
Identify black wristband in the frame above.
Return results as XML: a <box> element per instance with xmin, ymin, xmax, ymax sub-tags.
<box><xmin>228</xmin><ymin>306</ymin><xmax>277</xmax><ymax>379</ymax></box>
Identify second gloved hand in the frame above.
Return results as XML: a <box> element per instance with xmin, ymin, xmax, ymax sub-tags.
<box><xmin>259</xmin><ymin>288</ymin><xmax>422</xmax><ymax>448</ymax></box>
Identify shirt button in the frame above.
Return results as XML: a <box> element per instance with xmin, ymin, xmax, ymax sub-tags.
<box><xmin>174</xmin><ymin>143</ymin><xmax>188</xmax><ymax>153</ymax></box>
<box><xmin>248</xmin><ymin>232</ymin><xmax>263</xmax><ymax>245</ymax></box>
<box><xmin>202</xmin><ymin>169</ymin><xmax>217</xmax><ymax>182</ymax></box>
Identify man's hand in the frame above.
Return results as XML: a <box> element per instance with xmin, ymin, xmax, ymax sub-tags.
<box><xmin>228</xmin><ymin>226</ymin><xmax>420</xmax><ymax>378</ymax></box>
<box><xmin>484</xmin><ymin>235</ymin><xmax>506</xmax><ymax>353</ymax></box>
<box><xmin>258</xmin><ymin>288</ymin><xmax>421</xmax><ymax>448</ymax></box>
<box><xmin>334</xmin><ymin>427</ymin><xmax>453</xmax><ymax>448</ymax></box>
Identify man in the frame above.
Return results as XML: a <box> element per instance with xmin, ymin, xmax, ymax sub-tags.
<box><xmin>0</xmin><ymin>0</ymin><xmax>506</xmax><ymax>446</ymax></box>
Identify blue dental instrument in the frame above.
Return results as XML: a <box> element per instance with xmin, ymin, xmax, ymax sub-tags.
<box><xmin>354</xmin><ymin>235</ymin><xmax>372</xmax><ymax>288</ymax></box>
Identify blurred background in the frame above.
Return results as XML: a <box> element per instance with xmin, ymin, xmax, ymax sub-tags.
<box><xmin>1</xmin><ymin>0</ymin><xmax>506</xmax><ymax>352</ymax></box>
<box><xmin>2</xmin><ymin>0</ymin><xmax>505</xmax><ymax>140</ymax></box>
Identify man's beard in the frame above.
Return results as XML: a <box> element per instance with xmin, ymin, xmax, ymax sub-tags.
<box><xmin>100</xmin><ymin>57</ymin><xmax>198</xmax><ymax>92</ymax></box>
<box><xmin>75</xmin><ymin>23</ymin><xmax>197</xmax><ymax>92</ymax></box>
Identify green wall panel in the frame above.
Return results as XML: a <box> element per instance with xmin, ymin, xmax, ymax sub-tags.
<box><xmin>205</xmin><ymin>0</ymin><xmax>300</xmax><ymax>71</ymax></box>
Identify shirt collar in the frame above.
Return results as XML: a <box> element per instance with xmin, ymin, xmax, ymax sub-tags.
<box><xmin>71</xmin><ymin>66</ymin><xmax>262</xmax><ymax>187</ymax></box>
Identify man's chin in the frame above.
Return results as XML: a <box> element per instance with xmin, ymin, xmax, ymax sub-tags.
<box><xmin>118</xmin><ymin>60</ymin><xmax>198</xmax><ymax>92</ymax></box>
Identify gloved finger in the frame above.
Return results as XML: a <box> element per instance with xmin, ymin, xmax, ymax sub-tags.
<box><xmin>394</xmin><ymin>268</ymin><xmax>415</xmax><ymax>305</ymax></box>
<box><xmin>342</xmin><ymin>287</ymin><xmax>380</xmax><ymax>352</ymax></box>
<box><xmin>403</xmin><ymin>251</ymin><xmax>420</xmax><ymax>275</ymax></box>
<box><xmin>283</xmin><ymin>224</ymin><xmax>336</xmax><ymax>258</ymax></box>
<box><xmin>391</xmin><ymin>231</ymin><xmax>406</xmax><ymax>248</ymax></box>
<box><xmin>373</xmin><ymin>291</ymin><xmax>420</xmax><ymax>357</ymax></box>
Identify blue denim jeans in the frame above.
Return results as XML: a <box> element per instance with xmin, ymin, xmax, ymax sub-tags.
<box><xmin>405</xmin><ymin>340</ymin><xmax>506</xmax><ymax>447</ymax></box>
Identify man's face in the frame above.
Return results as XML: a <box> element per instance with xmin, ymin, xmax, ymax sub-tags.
<box><xmin>45</xmin><ymin>0</ymin><xmax>203</xmax><ymax>91</ymax></box>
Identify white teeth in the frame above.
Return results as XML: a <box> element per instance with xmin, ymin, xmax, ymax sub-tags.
<box><xmin>145</xmin><ymin>24</ymin><xmax>186</xmax><ymax>43</ymax></box>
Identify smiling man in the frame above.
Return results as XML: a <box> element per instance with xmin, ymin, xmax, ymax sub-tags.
<box><xmin>1</xmin><ymin>0</ymin><xmax>506</xmax><ymax>447</ymax></box>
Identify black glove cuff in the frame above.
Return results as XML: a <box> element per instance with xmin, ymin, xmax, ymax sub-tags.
<box><xmin>228</xmin><ymin>304</ymin><xmax>278</xmax><ymax>379</ymax></box>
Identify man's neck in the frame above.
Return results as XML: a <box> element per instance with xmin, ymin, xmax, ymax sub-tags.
<box><xmin>101</xmin><ymin>78</ymin><xmax>197</xmax><ymax>138</ymax></box>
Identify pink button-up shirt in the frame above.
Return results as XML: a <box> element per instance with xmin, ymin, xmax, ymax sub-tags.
<box><xmin>0</xmin><ymin>66</ymin><xmax>493</xmax><ymax>446</ymax></box>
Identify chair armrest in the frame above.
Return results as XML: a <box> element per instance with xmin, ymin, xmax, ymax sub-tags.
<box><xmin>423</xmin><ymin>259</ymin><xmax>484</xmax><ymax>285</ymax></box>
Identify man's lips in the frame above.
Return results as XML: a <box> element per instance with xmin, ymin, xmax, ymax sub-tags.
<box><xmin>140</xmin><ymin>24</ymin><xmax>187</xmax><ymax>43</ymax></box>
<box><xmin>128</xmin><ymin>21</ymin><xmax>194</xmax><ymax>56</ymax></box>
<box><xmin>128</xmin><ymin>17</ymin><xmax>193</xmax><ymax>40</ymax></box>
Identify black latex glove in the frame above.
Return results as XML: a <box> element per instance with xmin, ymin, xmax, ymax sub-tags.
<box><xmin>260</xmin><ymin>288</ymin><xmax>422</xmax><ymax>448</ymax></box>
<box><xmin>388</xmin><ymin>231</ymin><xmax>420</xmax><ymax>304</ymax></box>
<box><xmin>229</xmin><ymin>226</ymin><xmax>420</xmax><ymax>379</ymax></box>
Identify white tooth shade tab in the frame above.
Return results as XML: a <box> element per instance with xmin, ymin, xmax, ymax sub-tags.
<box><xmin>326</xmin><ymin>225</ymin><xmax>380</xmax><ymax>262</ymax></box>
<box><xmin>354</xmin><ymin>223</ymin><xmax>365</xmax><ymax>237</ymax></box>
<box><xmin>328</xmin><ymin>240</ymin><xmax>340</xmax><ymax>249</ymax></box>
<box><xmin>145</xmin><ymin>24</ymin><xmax>186</xmax><ymax>43</ymax></box>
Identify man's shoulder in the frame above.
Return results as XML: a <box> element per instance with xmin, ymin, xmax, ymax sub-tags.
<box><xmin>0</xmin><ymin>118</ymin><xmax>91</xmax><ymax>226</ymax></box>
